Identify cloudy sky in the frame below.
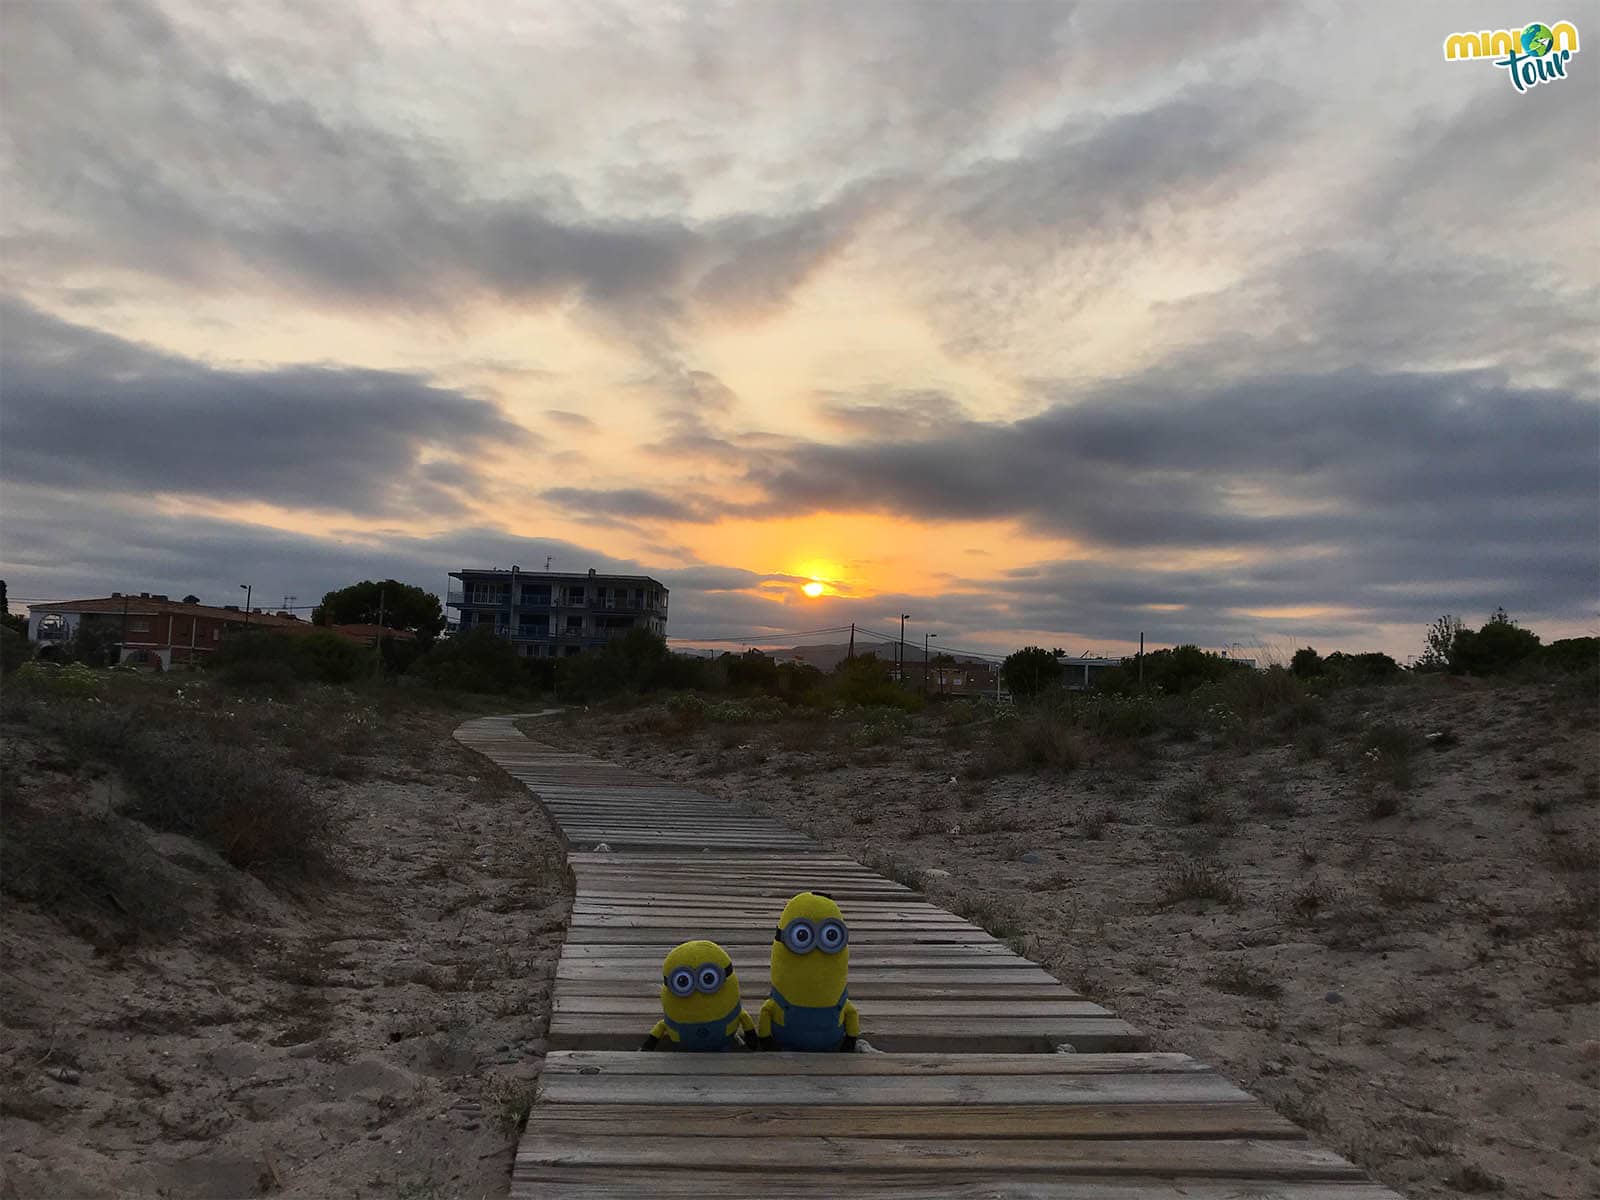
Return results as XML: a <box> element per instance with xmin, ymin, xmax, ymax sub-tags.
<box><xmin>2</xmin><ymin>0</ymin><xmax>1596</xmax><ymax>660</ymax></box>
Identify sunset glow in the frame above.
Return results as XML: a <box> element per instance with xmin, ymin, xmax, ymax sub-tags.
<box><xmin>2</xmin><ymin>2</ymin><xmax>1593</xmax><ymax>661</ymax></box>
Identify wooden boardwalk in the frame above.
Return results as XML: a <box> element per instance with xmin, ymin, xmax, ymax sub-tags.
<box><xmin>456</xmin><ymin>714</ymin><xmax>1403</xmax><ymax>1200</ymax></box>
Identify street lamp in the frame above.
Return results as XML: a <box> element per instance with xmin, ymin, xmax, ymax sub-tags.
<box><xmin>899</xmin><ymin>613</ymin><xmax>910</xmax><ymax>681</ymax></box>
<box><xmin>240</xmin><ymin>583</ymin><xmax>252</xmax><ymax>629</ymax></box>
<box><xmin>924</xmin><ymin>631</ymin><xmax>937</xmax><ymax>695</ymax></box>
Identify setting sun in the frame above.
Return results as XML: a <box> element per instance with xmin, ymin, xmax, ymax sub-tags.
<box><xmin>801</xmin><ymin>581</ymin><xmax>825</xmax><ymax>598</ymax></box>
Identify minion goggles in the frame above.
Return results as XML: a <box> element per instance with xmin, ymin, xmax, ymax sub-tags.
<box><xmin>665</xmin><ymin>961</ymin><xmax>735</xmax><ymax>997</ymax></box>
<box><xmin>774</xmin><ymin>917</ymin><xmax>849</xmax><ymax>955</ymax></box>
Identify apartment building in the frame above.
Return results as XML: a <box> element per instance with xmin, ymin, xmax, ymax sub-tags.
<box><xmin>447</xmin><ymin>567</ymin><xmax>668</xmax><ymax>657</ymax></box>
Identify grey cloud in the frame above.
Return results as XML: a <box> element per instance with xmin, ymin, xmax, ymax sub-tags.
<box><xmin>817</xmin><ymin>389</ymin><xmax>970</xmax><ymax>439</ymax></box>
<box><xmin>0</xmin><ymin>3</ymin><xmax>888</xmax><ymax>341</ymax></box>
<box><xmin>0</xmin><ymin>300</ymin><xmax>529</xmax><ymax>516</ymax></box>
<box><xmin>544</xmin><ymin>410</ymin><xmax>597</xmax><ymax>430</ymax></box>
<box><xmin>936</xmin><ymin>83</ymin><xmax>1301</xmax><ymax>241</ymax></box>
<box><xmin>539</xmin><ymin>488</ymin><xmax>709</xmax><ymax>523</ymax></box>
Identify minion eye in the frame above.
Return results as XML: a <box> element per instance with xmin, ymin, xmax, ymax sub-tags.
<box><xmin>667</xmin><ymin>968</ymin><xmax>696</xmax><ymax>997</ymax></box>
<box><xmin>781</xmin><ymin>920</ymin><xmax>816</xmax><ymax>954</ymax></box>
<box><xmin>818</xmin><ymin>919</ymin><xmax>848</xmax><ymax>952</ymax></box>
<box><xmin>697</xmin><ymin>965</ymin><xmax>724</xmax><ymax>992</ymax></box>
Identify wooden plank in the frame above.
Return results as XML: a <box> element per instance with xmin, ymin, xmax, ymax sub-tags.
<box><xmin>512</xmin><ymin>1173</ymin><xmax>1399</xmax><ymax>1200</ymax></box>
<box><xmin>557</xmin><ymin>982</ymin><xmax>1077</xmax><ymax>1003</ymax></box>
<box><xmin>565</xmin><ymin>927</ymin><xmax>1000</xmax><ymax>945</ymax></box>
<box><xmin>553</xmin><ymin>997</ymin><xmax>1113</xmax><ymax>1019</ymax></box>
<box><xmin>545</xmin><ymin>1017</ymin><xmax>1143</xmax><ymax>1053</ymax></box>
<box><xmin>514</xmin><ymin>1135</ymin><xmax>1361</xmax><ymax>1178</ymax></box>
<box><xmin>556</xmin><ymin>964</ymin><xmax>1059</xmax><ymax>984</ymax></box>
<box><xmin>541</xmin><ymin>1051</ymin><xmax>1206</xmax><ymax>1076</ymax></box>
<box><xmin>524</xmin><ymin>1102</ymin><xmax>1300</xmax><ymax>1140</ymax></box>
<box><xmin>558</xmin><ymin>943</ymin><xmax>1024</xmax><ymax>962</ymax></box>
<box><xmin>535</xmin><ymin>1070</ymin><xmax>1234</xmax><ymax>1107</ymax></box>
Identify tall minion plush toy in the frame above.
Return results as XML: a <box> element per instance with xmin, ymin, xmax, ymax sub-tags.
<box><xmin>758</xmin><ymin>891</ymin><xmax>860</xmax><ymax>1051</ymax></box>
<box><xmin>641</xmin><ymin>939</ymin><xmax>757</xmax><ymax>1051</ymax></box>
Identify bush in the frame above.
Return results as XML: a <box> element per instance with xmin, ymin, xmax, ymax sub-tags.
<box><xmin>1002</xmin><ymin>647</ymin><xmax>1063</xmax><ymax>698</ymax></box>
<box><xmin>8</xmin><ymin>661</ymin><xmax>100</xmax><ymax>698</ymax></box>
<box><xmin>1156</xmin><ymin>859</ymin><xmax>1237</xmax><ymax>905</ymax></box>
<box><xmin>1</xmin><ymin>801</ymin><xmax>183</xmax><ymax>941</ymax></box>
<box><xmin>1450</xmin><ymin>609</ymin><xmax>1542</xmax><ymax>677</ymax></box>
<box><xmin>1290</xmin><ymin>647</ymin><xmax>1323</xmax><ymax>678</ymax></box>
<box><xmin>409</xmin><ymin>628</ymin><xmax>528</xmax><ymax>694</ymax></box>
<box><xmin>116</xmin><ymin>733</ymin><xmax>339</xmax><ymax>872</ymax></box>
<box><xmin>1542</xmin><ymin>637</ymin><xmax>1599</xmax><ymax>674</ymax></box>
<box><xmin>292</xmin><ymin>630</ymin><xmax>370</xmax><ymax>684</ymax></box>
<box><xmin>0</xmin><ymin>625</ymin><xmax>32</xmax><ymax>673</ymax></box>
<box><xmin>1320</xmin><ymin>651</ymin><xmax>1401</xmax><ymax>686</ymax></box>
<box><xmin>1102</xmin><ymin>645</ymin><xmax>1247</xmax><ymax>697</ymax></box>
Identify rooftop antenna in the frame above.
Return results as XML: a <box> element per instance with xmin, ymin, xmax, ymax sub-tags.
<box><xmin>544</xmin><ymin>556</ymin><xmax>553</xmax><ymax>571</ymax></box>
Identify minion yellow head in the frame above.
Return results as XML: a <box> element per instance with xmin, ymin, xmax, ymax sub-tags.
<box><xmin>770</xmin><ymin>891</ymin><xmax>850</xmax><ymax>1006</ymax></box>
<box><xmin>659</xmin><ymin>939</ymin><xmax>741</xmax><ymax>1024</ymax></box>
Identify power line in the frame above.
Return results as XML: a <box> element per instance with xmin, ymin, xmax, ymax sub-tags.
<box><xmin>667</xmin><ymin>624</ymin><xmax>855</xmax><ymax>646</ymax></box>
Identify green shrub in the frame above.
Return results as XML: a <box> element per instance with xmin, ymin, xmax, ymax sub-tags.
<box><xmin>1002</xmin><ymin>647</ymin><xmax>1063</xmax><ymax>698</ymax></box>
<box><xmin>1</xmin><ymin>625</ymin><xmax>32</xmax><ymax>673</ymax></box>
<box><xmin>292</xmin><ymin>630</ymin><xmax>370</xmax><ymax>684</ymax></box>
<box><xmin>1290</xmin><ymin>647</ymin><xmax>1323</xmax><ymax>678</ymax></box>
<box><xmin>1542</xmin><ymin>637</ymin><xmax>1598</xmax><ymax>673</ymax></box>
<box><xmin>409</xmin><ymin>628</ymin><xmax>527</xmax><ymax>694</ymax></box>
<box><xmin>8</xmin><ymin>661</ymin><xmax>100</xmax><ymax>697</ymax></box>
<box><xmin>1450</xmin><ymin>609</ymin><xmax>1541</xmax><ymax>676</ymax></box>
<box><xmin>1</xmin><ymin>801</ymin><xmax>183</xmax><ymax>941</ymax></box>
<box><xmin>1320</xmin><ymin>651</ymin><xmax>1401</xmax><ymax>686</ymax></box>
<box><xmin>116</xmin><ymin>733</ymin><xmax>339</xmax><ymax>872</ymax></box>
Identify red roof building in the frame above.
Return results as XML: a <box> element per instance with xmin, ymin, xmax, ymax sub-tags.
<box><xmin>25</xmin><ymin>593</ymin><xmax>409</xmax><ymax>668</ymax></box>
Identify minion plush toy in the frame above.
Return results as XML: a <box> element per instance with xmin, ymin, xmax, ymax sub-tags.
<box><xmin>641</xmin><ymin>940</ymin><xmax>757</xmax><ymax>1051</ymax></box>
<box><xmin>758</xmin><ymin>891</ymin><xmax>860</xmax><ymax>1051</ymax></box>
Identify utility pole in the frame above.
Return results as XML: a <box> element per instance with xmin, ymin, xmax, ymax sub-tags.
<box><xmin>375</xmin><ymin>587</ymin><xmax>387</xmax><ymax>675</ymax></box>
<box><xmin>240</xmin><ymin>583</ymin><xmax>252</xmax><ymax>629</ymax></box>
<box><xmin>847</xmin><ymin>623</ymin><xmax>855</xmax><ymax>661</ymax></box>
<box><xmin>923</xmin><ymin>631</ymin><xmax>937</xmax><ymax>695</ymax></box>
<box><xmin>119</xmin><ymin>592</ymin><xmax>129</xmax><ymax>664</ymax></box>
<box><xmin>899</xmin><ymin>613</ymin><xmax>910</xmax><ymax>683</ymax></box>
<box><xmin>1138</xmin><ymin>631</ymin><xmax>1144</xmax><ymax>690</ymax></box>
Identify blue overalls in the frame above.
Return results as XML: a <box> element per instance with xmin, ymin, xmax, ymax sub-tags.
<box><xmin>663</xmin><ymin>1002</ymin><xmax>743</xmax><ymax>1051</ymax></box>
<box><xmin>767</xmin><ymin>987</ymin><xmax>848</xmax><ymax>1051</ymax></box>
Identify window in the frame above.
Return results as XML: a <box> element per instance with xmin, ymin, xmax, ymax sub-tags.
<box><xmin>522</xmin><ymin>584</ymin><xmax>550</xmax><ymax>606</ymax></box>
<box><xmin>567</xmin><ymin>587</ymin><xmax>585</xmax><ymax>605</ymax></box>
<box><xmin>565</xmin><ymin>615</ymin><xmax>584</xmax><ymax>632</ymax></box>
<box><xmin>128</xmin><ymin>619</ymin><xmax>150</xmax><ymax>633</ymax></box>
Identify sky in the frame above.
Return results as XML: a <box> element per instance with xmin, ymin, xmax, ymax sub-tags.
<box><xmin>2</xmin><ymin>0</ymin><xmax>1597</xmax><ymax>662</ymax></box>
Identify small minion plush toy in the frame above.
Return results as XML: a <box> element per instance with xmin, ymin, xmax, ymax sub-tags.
<box><xmin>641</xmin><ymin>940</ymin><xmax>757</xmax><ymax>1051</ymax></box>
<box><xmin>758</xmin><ymin>891</ymin><xmax>860</xmax><ymax>1051</ymax></box>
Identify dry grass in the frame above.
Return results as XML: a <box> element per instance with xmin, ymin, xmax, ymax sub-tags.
<box><xmin>1155</xmin><ymin>858</ymin><xmax>1237</xmax><ymax>906</ymax></box>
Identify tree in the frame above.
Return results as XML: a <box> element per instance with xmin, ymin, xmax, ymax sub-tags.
<box><xmin>1290</xmin><ymin>647</ymin><xmax>1324</xmax><ymax>678</ymax></box>
<box><xmin>1418</xmin><ymin>614</ymin><xmax>1463</xmax><ymax>671</ymax></box>
<box><xmin>0</xmin><ymin>580</ymin><xmax>27</xmax><ymax>637</ymax></box>
<box><xmin>70</xmin><ymin>619</ymin><xmax>121</xmax><ymax>668</ymax></box>
<box><xmin>1136</xmin><ymin>644</ymin><xmax>1243</xmax><ymax>695</ymax></box>
<box><xmin>409</xmin><ymin>628</ymin><xmax>524</xmax><ymax>693</ymax></box>
<box><xmin>1003</xmin><ymin>646</ymin><xmax>1063</xmax><ymax>698</ymax></box>
<box><xmin>182</xmin><ymin>594</ymin><xmax>201</xmax><ymax>605</ymax></box>
<box><xmin>313</xmin><ymin>580</ymin><xmax>445</xmax><ymax>646</ymax></box>
<box><xmin>1451</xmin><ymin>610</ymin><xmax>1541</xmax><ymax>676</ymax></box>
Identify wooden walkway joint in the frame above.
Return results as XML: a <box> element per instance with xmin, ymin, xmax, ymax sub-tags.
<box><xmin>456</xmin><ymin>714</ymin><xmax>1402</xmax><ymax>1199</ymax></box>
